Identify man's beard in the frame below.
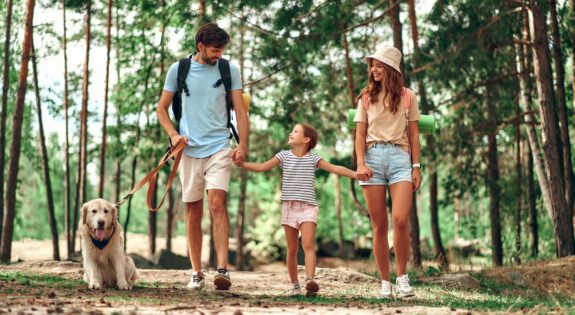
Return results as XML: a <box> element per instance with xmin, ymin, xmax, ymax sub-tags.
<box><xmin>202</xmin><ymin>53</ymin><xmax>217</xmax><ymax>66</ymax></box>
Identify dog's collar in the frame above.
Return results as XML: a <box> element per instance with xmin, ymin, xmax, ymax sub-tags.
<box><xmin>90</xmin><ymin>227</ymin><xmax>116</xmax><ymax>250</ymax></box>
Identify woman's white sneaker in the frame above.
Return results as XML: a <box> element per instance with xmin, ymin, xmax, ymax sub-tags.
<box><xmin>395</xmin><ymin>274</ymin><xmax>415</xmax><ymax>298</ymax></box>
<box><xmin>286</xmin><ymin>283</ymin><xmax>301</xmax><ymax>296</ymax></box>
<box><xmin>379</xmin><ymin>280</ymin><xmax>393</xmax><ymax>298</ymax></box>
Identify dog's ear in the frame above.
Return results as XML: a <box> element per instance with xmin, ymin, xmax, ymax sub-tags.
<box><xmin>111</xmin><ymin>205</ymin><xmax>118</xmax><ymax>227</ymax></box>
<box><xmin>81</xmin><ymin>203</ymin><xmax>88</xmax><ymax>225</ymax></box>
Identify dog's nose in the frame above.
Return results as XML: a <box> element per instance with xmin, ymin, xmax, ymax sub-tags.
<box><xmin>97</xmin><ymin>220</ymin><xmax>105</xmax><ymax>227</ymax></box>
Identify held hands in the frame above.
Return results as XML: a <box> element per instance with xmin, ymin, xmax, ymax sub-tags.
<box><xmin>355</xmin><ymin>164</ymin><xmax>373</xmax><ymax>181</ymax></box>
<box><xmin>412</xmin><ymin>168</ymin><xmax>422</xmax><ymax>191</ymax></box>
<box><xmin>232</xmin><ymin>145</ymin><xmax>248</xmax><ymax>165</ymax></box>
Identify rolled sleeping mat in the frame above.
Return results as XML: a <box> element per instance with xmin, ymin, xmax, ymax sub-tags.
<box><xmin>243</xmin><ymin>93</ymin><xmax>251</xmax><ymax>112</ymax></box>
<box><xmin>347</xmin><ymin>109</ymin><xmax>436</xmax><ymax>134</ymax></box>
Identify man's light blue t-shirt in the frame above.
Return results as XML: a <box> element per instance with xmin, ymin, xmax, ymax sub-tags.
<box><xmin>163</xmin><ymin>57</ymin><xmax>242</xmax><ymax>158</ymax></box>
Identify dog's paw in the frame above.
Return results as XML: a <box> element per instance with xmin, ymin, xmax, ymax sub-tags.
<box><xmin>117</xmin><ymin>282</ymin><xmax>132</xmax><ymax>290</ymax></box>
<box><xmin>89</xmin><ymin>282</ymin><xmax>102</xmax><ymax>290</ymax></box>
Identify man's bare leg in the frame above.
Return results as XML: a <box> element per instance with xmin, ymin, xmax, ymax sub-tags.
<box><xmin>186</xmin><ymin>199</ymin><xmax>205</xmax><ymax>289</ymax></box>
<box><xmin>207</xmin><ymin>189</ymin><xmax>231</xmax><ymax>289</ymax></box>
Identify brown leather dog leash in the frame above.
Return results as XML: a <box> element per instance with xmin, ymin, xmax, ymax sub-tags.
<box><xmin>115</xmin><ymin>140</ymin><xmax>186</xmax><ymax>211</ymax></box>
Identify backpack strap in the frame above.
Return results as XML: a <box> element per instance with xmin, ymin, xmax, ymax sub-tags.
<box><xmin>172</xmin><ymin>56</ymin><xmax>192</xmax><ymax>128</ymax></box>
<box><xmin>218</xmin><ymin>58</ymin><xmax>240</xmax><ymax>143</ymax></box>
<box><xmin>402</xmin><ymin>87</ymin><xmax>411</xmax><ymax>119</ymax></box>
<box><xmin>177</xmin><ymin>56</ymin><xmax>192</xmax><ymax>96</ymax></box>
<box><xmin>402</xmin><ymin>87</ymin><xmax>413</xmax><ymax>155</ymax></box>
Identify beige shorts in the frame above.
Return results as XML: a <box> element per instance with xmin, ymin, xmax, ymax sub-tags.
<box><xmin>178</xmin><ymin>148</ymin><xmax>232</xmax><ymax>202</ymax></box>
<box><xmin>281</xmin><ymin>200</ymin><xmax>318</xmax><ymax>230</ymax></box>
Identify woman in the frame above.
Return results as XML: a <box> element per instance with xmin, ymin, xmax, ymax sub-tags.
<box><xmin>354</xmin><ymin>46</ymin><xmax>422</xmax><ymax>298</ymax></box>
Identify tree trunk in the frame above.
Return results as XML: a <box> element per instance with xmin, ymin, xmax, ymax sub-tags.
<box><xmin>342</xmin><ymin>29</ymin><xmax>369</xmax><ymax>217</ymax></box>
<box><xmin>409</xmin><ymin>194</ymin><xmax>421</xmax><ymax>268</ymax></box>
<box><xmin>114</xmin><ymin>0</ymin><xmax>121</xmax><ymax>214</ymax></box>
<box><xmin>487</xmin><ymin>84</ymin><xmax>503</xmax><ymax>266</ymax></box>
<box><xmin>570</xmin><ymin>0</ymin><xmax>575</xmax><ymax>115</ymax></box>
<box><xmin>407</xmin><ymin>0</ymin><xmax>448</xmax><ymax>269</ymax></box>
<box><xmin>199</xmin><ymin>0</ymin><xmax>206</xmax><ymax>24</ymax></box>
<box><xmin>528</xmin><ymin>1</ymin><xmax>575</xmax><ymax>256</ymax></box>
<box><xmin>235</xmin><ymin>169</ymin><xmax>248</xmax><ymax>269</ymax></box>
<box><xmin>570</xmin><ymin>0</ymin><xmax>575</xmax><ymax>122</ymax></box>
<box><xmin>515</xmin><ymin>20</ymin><xmax>554</xmax><ymax>247</ymax></box>
<box><xmin>548</xmin><ymin>0</ymin><xmax>574</xmax><ymax>215</ymax></box>
<box><xmin>335</xmin><ymin>174</ymin><xmax>345</xmax><ymax>259</ymax></box>
<box><xmin>527</xmin><ymin>139</ymin><xmax>538</xmax><ymax>257</ymax></box>
<box><xmin>80</xmin><ymin>0</ymin><xmax>92</xmax><ymax>206</ymax></box>
<box><xmin>569</xmin><ymin>0</ymin><xmax>575</xmax><ymax>230</ymax></box>
<box><xmin>62</xmin><ymin>0</ymin><xmax>72</xmax><ymax>258</ymax></box>
<box><xmin>165</xmin><ymin>186</ymin><xmax>175</xmax><ymax>253</ymax></box>
<box><xmin>99</xmin><ymin>0</ymin><xmax>113</xmax><ymax>198</ymax></box>
<box><xmin>0</xmin><ymin>0</ymin><xmax>14</xmax><ymax>248</ymax></box>
<box><xmin>73</xmin><ymin>0</ymin><xmax>92</xmax><ymax>251</ymax></box>
<box><xmin>454</xmin><ymin>196</ymin><xmax>459</xmax><ymax>240</ymax></box>
<box><xmin>430</xmin><ymin>172</ymin><xmax>448</xmax><ymax>269</ymax></box>
<box><xmin>31</xmin><ymin>40</ymin><xmax>60</xmax><ymax>261</ymax></box>
<box><xmin>342</xmin><ymin>31</ymin><xmax>355</xmax><ymax>110</ymax></box>
<box><xmin>148</xmin><ymin>175</ymin><xmax>158</xmax><ymax>257</ymax></box>
<box><xmin>123</xmin><ymin>156</ymin><xmax>137</xmax><ymax>251</ymax></box>
<box><xmin>0</xmin><ymin>0</ymin><xmax>36</xmax><ymax>263</ymax></box>
<box><xmin>514</xmin><ymin>100</ymin><xmax>522</xmax><ymax>264</ymax></box>
<box><xmin>123</xmin><ymin>65</ymin><xmax>152</xmax><ymax>250</ymax></box>
<box><xmin>114</xmin><ymin>157</ymin><xmax>121</xmax><ymax>206</ymax></box>
<box><xmin>234</xmin><ymin>23</ymin><xmax>248</xmax><ymax>270</ymax></box>
<box><xmin>147</xmin><ymin>0</ymin><xmax>167</xmax><ymax>258</ymax></box>
<box><xmin>388</xmin><ymin>0</ymin><xmax>405</xmax><ymax>75</ymax></box>
<box><xmin>516</xmin><ymin>10</ymin><xmax>553</xmax><ymax>218</ymax></box>
<box><xmin>390</xmin><ymin>0</ymin><xmax>420</xmax><ymax>264</ymax></box>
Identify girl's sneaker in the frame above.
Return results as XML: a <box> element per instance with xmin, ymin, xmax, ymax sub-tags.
<box><xmin>305</xmin><ymin>278</ymin><xmax>319</xmax><ymax>297</ymax></box>
<box><xmin>286</xmin><ymin>283</ymin><xmax>301</xmax><ymax>296</ymax></box>
<box><xmin>379</xmin><ymin>280</ymin><xmax>393</xmax><ymax>298</ymax></box>
<box><xmin>395</xmin><ymin>274</ymin><xmax>415</xmax><ymax>298</ymax></box>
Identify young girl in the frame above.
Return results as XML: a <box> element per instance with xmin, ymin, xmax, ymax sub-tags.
<box><xmin>354</xmin><ymin>46</ymin><xmax>422</xmax><ymax>298</ymax></box>
<box><xmin>237</xmin><ymin>123</ymin><xmax>370</xmax><ymax>296</ymax></box>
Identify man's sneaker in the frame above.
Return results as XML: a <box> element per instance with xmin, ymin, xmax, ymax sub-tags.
<box><xmin>186</xmin><ymin>271</ymin><xmax>205</xmax><ymax>290</ymax></box>
<box><xmin>305</xmin><ymin>278</ymin><xmax>319</xmax><ymax>297</ymax></box>
<box><xmin>379</xmin><ymin>280</ymin><xmax>393</xmax><ymax>298</ymax></box>
<box><xmin>395</xmin><ymin>274</ymin><xmax>415</xmax><ymax>298</ymax></box>
<box><xmin>213</xmin><ymin>268</ymin><xmax>232</xmax><ymax>290</ymax></box>
<box><xmin>286</xmin><ymin>283</ymin><xmax>301</xmax><ymax>296</ymax></box>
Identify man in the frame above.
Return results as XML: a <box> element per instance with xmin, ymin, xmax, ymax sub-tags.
<box><xmin>156</xmin><ymin>23</ymin><xmax>248</xmax><ymax>290</ymax></box>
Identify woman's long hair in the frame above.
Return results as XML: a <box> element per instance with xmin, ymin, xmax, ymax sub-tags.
<box><xmin>357</xmin><ymin>59</ymin><xmax>403</xmax><ymax>113</ymax></box>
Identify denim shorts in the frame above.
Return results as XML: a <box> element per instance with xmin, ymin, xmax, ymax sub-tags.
<box><xmin>359</xmin><ymin>143</ymin><xmax>412</xmax><ymax>186</ymax></box>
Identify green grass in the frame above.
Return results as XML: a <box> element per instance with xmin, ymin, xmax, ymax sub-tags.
<box><xmin>0</xmin><ymin>271</ymin><xmax>84</xmax><ymax>289</ymax></box>
<box><xmin>262</xmin><ymin>285</ymin><xmax>575</xmax><ymax>311</ymax></box>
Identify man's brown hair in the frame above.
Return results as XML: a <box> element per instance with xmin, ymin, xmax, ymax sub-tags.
<box><xmin>195</xmin><ymin>23</ymin><xmax>230</xmax><ymax>50</ymax></box>
<box><xmin>300</xmin><ymin>123</ymin><xmax>318</xmax><ymax>152</ymax></box>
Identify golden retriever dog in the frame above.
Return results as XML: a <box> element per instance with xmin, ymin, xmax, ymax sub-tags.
<box><xmin>79</xmin><ymin>198</ymin><xmax>138</xmax><ymax>290</ymax></box>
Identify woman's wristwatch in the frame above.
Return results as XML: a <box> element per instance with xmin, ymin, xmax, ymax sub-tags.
<box><xmin>412</xmin><ymin>163</ymin><xmax>421</xmax><ymax>169</ymax></box>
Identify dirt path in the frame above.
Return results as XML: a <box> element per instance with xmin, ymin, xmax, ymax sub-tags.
<box><xmin>0</xmin><ymin>260</ymin><xmax>466</xmax><ymax>315</ymax></box>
